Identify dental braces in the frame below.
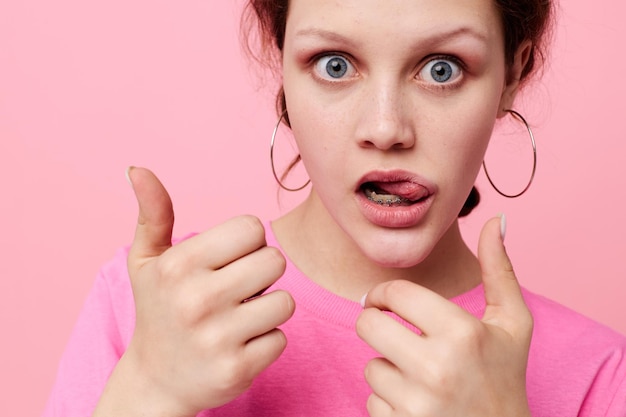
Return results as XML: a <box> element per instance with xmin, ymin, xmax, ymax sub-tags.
<box><xmin>367</xmin><ymin>195</ymin><xmax>404</xmax><ymax>206</ymax></box>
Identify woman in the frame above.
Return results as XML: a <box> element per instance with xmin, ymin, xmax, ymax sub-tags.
<box><xmin>44</xmin><ymin>0</ymin><xmax>626</xmax><ymax>416</ymax></box>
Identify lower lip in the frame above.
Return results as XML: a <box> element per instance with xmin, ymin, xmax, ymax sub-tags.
<box><xmin>356</xmin><ymin>191</ymin><xmax>434</xmax><ymax>228</ymax></box>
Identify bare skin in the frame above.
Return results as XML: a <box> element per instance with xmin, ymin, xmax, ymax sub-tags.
<box><xmin>273</xmin><ymin>2</ymin><xmax>534</xmax><ymax>412</ymax></box>
<box><xmin>356</xmin><ymin>218</ymin><xmax>533</xmax><ymax>416</ymax></box>
<box><xmin>92</xmin><ymin>167</ymin><xmax>532</xmax><ymax>417</ymax></box>
<box><xmin>93</xmin><ymin>167</ymin><xmax>295</xmax><ymax>417</ymax></box>
<box><xmin>92</xmin><ymin>0</ymin><xmax>535</xmax><ymax>414</ymax></box>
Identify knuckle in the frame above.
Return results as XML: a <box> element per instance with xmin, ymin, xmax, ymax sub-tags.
<box><xmin>176</xmin><ymin>303</ymin><xmax>200</xmax><ymax>327</ymax></box>
<box><xmin>275</xmin><ymin>290</ymin><xmax>296</xmax><ymax>318</ymax></box>
<box><xmin>502</xmin><ymin>254</ymin><xmax>515</xmax><ymax>274</ymax></box>
<box><xmin>264</xmin><ymin>246</ymin><xmax>286</xmax><ymax>271</ymax></box>
<box><xmin>452</xmin><ymin>319</ymin><xmax>485</xmax><ymax>348</ymax></box>
<box><xmin>236</xmin><ymin>215</ymin><xmax>265</xmax><ymax>242</ymax></box>
<box><xmin>269</xmin><ymin>328</ymin><xmax>288</xmax><ymax>352</ymax></box>
<box><xmin>175</xmin><ymin>291</ymin><xmax>208</xmax><ymax>326</ymax></box>
<box><xmin>363</xmin><ymin>359</ymin><xmax>376</xmax><ymax>382</ymax></box>
<box><xmin>174</xmin><ymin>280</ymin><xmax>224</xmax><ymax>326</ymax></box>
<box><xmin>423</xmin><ymin>360</ymin><xmax>454</xmax><ymax>394</ymax></box>
<box><xmin>381</xmin><ymin>279</ymin><xmax>411</xmax><ymax>301</ymax></box>
<box><xmin>197</xmin><ymin>323</ymin><xmax>230</xmax><ymax>353</ymax></box>
<box><xmin>355</xmin><ymin>309</ymin><xmax>378</xmax><ymax>338</ymax></box>
<box><xmin>365</xmin><ymin>394</ymin><xmax>377</xmax><ymax>414</ymax></box>
<box><xmin>204</xmin><ymin>275</ymin><xmax>230</xmax><ymax>304</ymax></box>
<box><xmin>263</xmin><ymin>290</ymin><xmax>295</xmax><ymax>322</ymax></box>
<box><xmin>218</xmin><ymin>356</ymin><xmax>254</xmax><ymax>392</ymax></box>
<box><xmin>401</xmin><ymin>396</ymin><xmax>424</xmax><ymax>416</ymax></box>
<box><xmin>155</xmin><ymin>252</ymin><xmax>185</xmax><ymax>279</ymax></box>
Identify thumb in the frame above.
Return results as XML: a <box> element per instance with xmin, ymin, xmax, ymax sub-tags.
<box><xmin>126</xmin><ymin>166</ymin><xmax>174</xmax><ymax>277</ymax></box>
<box><xmin>478</xmin><ymin>215</ymin><xmax>531</xmax><ymax>335</ymax></box>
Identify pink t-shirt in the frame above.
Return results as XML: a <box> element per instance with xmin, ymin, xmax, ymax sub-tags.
<box><xmin>43</xmin><ymin>225</ymin><xmax>626</xmax><ymax>416</ymax></box>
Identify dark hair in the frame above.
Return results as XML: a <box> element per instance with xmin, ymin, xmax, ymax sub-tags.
<box><xmin>243</xmin><ymin>0</ymin><xmax>553</xmax><ymax>216</ymax></box>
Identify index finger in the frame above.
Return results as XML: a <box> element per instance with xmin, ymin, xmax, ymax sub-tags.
<box><xmin>169</xmin><ymin>215</ymin><xmax>268</xmax><ymax>271</ymax></box>
<box><xmin>361</xmin><ymin>280</ymin><xmax>471</xmax><ymax>337</ymax></box>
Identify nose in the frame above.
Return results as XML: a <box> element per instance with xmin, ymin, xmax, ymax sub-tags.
<box><xmin>355</xmin><ymin>80</ymin><xmax>416</xmax><ymax>151</ymax></box>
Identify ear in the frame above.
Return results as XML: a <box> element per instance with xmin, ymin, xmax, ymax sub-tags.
<box><xmin>497</xmin><ymin>40</ymin><xmax>533</xmax><ymax>118</ymax></box>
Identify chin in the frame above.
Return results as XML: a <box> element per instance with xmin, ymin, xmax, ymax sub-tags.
<box><xmin>358</xmin><ymin>236</ymin><xmax>434</xmax><ymax>269</ymax></box>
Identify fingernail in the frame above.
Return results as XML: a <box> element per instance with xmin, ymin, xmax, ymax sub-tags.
<box><xmin>359</xmin><ymin>293</ymin><xmax>368</xmax><ymax>309</ymax></box>
<box><xmin>499</xmin><ymin>213</ymin><xmax>507</xmax><ymax>241</ymax></box>
<box><xmin>125</xmin><ymin>166</ymin><xmax>134</xmax><ymax>187</ymax></box>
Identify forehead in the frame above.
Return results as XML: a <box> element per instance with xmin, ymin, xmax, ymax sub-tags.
<box><xmin>285</xmin><ymin>0</ymin><xmax>502</xmax><ymax>47</ymax></box>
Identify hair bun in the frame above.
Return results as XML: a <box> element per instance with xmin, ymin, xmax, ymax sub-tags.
<box><xmin>458</xmin><ymin>186</ymin><xmax>480</xmax><ymax>217</ymax></box>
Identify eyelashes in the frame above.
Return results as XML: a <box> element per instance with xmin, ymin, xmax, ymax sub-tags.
<box><xmin>310</xmin><ymin>53</ymin><xmax>465</xmax><ymax>89</ymax></box>
<box><xmin>313</xmin><ymin>55</ymin><xmax>357</xmax><ymax>81</ymax></box>
<box><xmin>419</xmin><ymin>57</ymin><xmax>463</xmax><ymax>85</ymax></box>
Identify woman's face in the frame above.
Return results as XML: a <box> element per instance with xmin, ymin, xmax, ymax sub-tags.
<box><xmin>282</xmin><ymin>0</ymin><xmax>521</xmax><ymax>267</ymax></box>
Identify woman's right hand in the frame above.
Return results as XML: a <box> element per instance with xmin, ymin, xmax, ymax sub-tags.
<box><xmin>93</xmin><ymin>167</ymin><xmax>295</xmax><ymax>417</ymax></box>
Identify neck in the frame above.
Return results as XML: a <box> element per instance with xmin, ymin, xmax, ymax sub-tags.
<box><xmin>272</xmin><ymin>192</ymin><xmax>482</xmax><ymax>302</ymax></box>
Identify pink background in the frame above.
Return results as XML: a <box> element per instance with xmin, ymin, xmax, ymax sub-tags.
<box><xmin>1</xmin><ymin>1</ymin><xmax>625</xmax><ymax>415</ymax></box>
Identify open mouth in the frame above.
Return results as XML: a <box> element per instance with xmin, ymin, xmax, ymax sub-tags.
<box><xmin>360</xmin><ymin>181</ymin><xmax>430</xmax><ymax>207</ymax></box>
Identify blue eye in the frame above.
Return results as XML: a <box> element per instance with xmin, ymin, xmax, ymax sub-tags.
<box><xmin>314</xmin><ymin>55</ymin><xmax>355</xmax><ymax>80</ymax></box>
<box><xmin>420</xmin><ymin>58</ymin><xmax>462</xmax><ymax>84</ymax></box>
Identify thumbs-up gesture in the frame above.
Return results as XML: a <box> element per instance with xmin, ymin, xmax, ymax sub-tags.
<box><xmin>357</xmin><ymin>216</ymin><xmax>533</xmax><ymax>417</ymax></box>
<box><xmin>93</xmin><ymin>167</ymin><xmax>295</xmax><ymax>417</ymax></box>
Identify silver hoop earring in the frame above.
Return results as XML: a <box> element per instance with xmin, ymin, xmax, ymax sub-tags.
<box><xmin>483</xmin><ymin>109</ymin><xmax>537</xmax><ymax>198</ymax></box>
<box><xmin>270</xmin><ymin>111</ymin><xmax>311</xmax><ymax>192</ymax></box>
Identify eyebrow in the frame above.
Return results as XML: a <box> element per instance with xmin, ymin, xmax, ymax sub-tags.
<box><xmin>293</xmin><ymin>26</ymin><xmax>489</xmax><ymax>48</ymax></box>
<box><xmin>294</xmin><ymin>28</ymin><xmax>359</xmax><ymax>48</ymax></box>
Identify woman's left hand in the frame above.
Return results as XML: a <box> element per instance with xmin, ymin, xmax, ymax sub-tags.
<box><xmin>356</xmin><ymin>216</ymin><xmax>533</xmax><ymax>417</ymax></box>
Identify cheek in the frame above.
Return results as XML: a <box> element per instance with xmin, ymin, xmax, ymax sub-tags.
<box><xmin>289</xmin><ymin>104</ymin><xmax>349</xmax><ymax>173</ymax></box>
<box><xmin>433</xmin><ymin>110</ymin><xmax>496</xmax><ymax>197</ymax></box>
<box><xmin>446</xmin><ymin>92</ymin><xmax>500</xmax><ymax>163</ymax></box>
<box><xmin>289</xmin><ymin>116</ymin><xmax>335</xmax><ymax>190</ymax></box>
<box><xmin>457</xmin><ymin>119</ymin><xmax>493</xmax><ymax>164</ymax></box>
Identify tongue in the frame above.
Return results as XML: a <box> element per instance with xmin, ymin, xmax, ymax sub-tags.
<box><xmin>371</xmin><ymin>181</ymin><xmax>428</xmax><ymax>201</ymax></box>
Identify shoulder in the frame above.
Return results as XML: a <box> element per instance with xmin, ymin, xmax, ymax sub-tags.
<box><xmin>522</xmin><ymin>288</ymin><xmax>626</xmax><ymax>349</ymax></box>
<box><xmin>98</xmin><ymin>245</ymin><xmax>132</xmax><ymax>291</ymax></box>
<box><xmin>522</xmin><ymin>289</ymin><xmax>626</xmax><ymax>415</ymax></box>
